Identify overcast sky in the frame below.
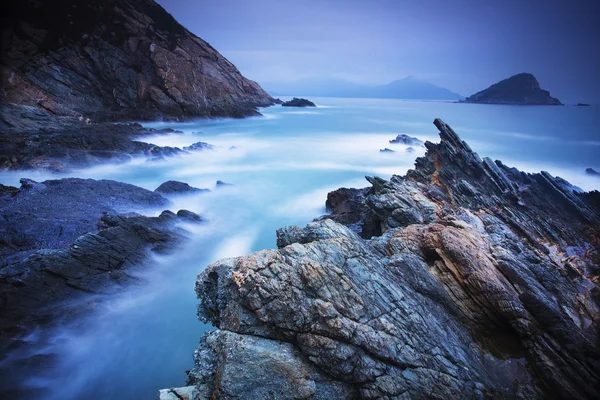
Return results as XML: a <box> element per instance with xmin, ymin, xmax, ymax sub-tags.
<box><xmin>157</xmin><ymin>0</ymin><xmax>600</xmax><ymax>103</ymax></box>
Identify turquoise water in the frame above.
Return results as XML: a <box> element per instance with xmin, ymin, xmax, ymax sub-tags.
<box><xmin>1</xmin><ymin>98</ymin><xmax>599</xmax><ymax>399</ymax></box>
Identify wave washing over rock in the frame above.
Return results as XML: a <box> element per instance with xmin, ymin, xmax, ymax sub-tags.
<box><xmin>166</xmin><ymin>119</ymin><xmax>600</xmax><ymax>399</ymax></box>
<box><xmin>1</xmin><ymin>0</ymin><xmax>276</xmax><ymax>132</ymax></box>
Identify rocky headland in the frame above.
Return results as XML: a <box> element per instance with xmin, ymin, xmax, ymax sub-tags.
<box><xmin>0</xmin><ymin>177</ymin><xmax>203</xmax><ymax>397</ymax></box>
<box><xmin>1</xmin><ymin>0</ymin><xmax>276</xmax><ymax>132</ymax></box>
<box><xmin>463</xmin><ymin>73</ymin><xmax>562</xmax><ymax>106</ymax></box>
<box><xmin>282</xmin><ymin>98</ymin><xmax>317</xmax><ymax>107</ymax></box>
<box><xmin>169</xmin><ymin>119</ymin><xmax>600</xmax><ymax>399</ymax></box>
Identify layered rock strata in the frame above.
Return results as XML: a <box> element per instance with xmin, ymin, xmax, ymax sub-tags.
<box><xmin>184</xmin><ymin>119</ymin><xmax>599</xmax><ymax>399</ymax></box>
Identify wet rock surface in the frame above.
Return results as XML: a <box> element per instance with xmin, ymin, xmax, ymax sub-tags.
<box><xmin>183</xmin><ymin>119</ymin><xmax>600</xmax><ymax>399</ymax></box>
<box><xmin>0</xmin><ymin>177</ymin><xmax>202</xmax><ymax>396</ymax></box>
<box><xmin>1</xmin><ymin>0</ymin><xmax>276</xmax><ymax>132</ymax></box>
<box><xmin>282</xmin><ymin>98</ymin><xmax>317</xmax><ymax>107</ymax></box>
<box><xmin>155</xmin><ymin>180</ymin><xmax>209</xmax><ymax>195</ymax></box>
<box><xmin>463</xmin><ymin>73</ymin><xmax>562</xmax><ymax>105</ymax></box>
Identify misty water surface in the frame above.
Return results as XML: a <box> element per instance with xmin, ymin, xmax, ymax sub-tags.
<box><xmin>0</xmin><ymin>97</ymin><xmax>598</xmax><ymax>399</ymax></box>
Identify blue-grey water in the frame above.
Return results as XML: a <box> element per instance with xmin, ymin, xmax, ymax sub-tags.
<box><xmin>1</xmin><ymin>98</ymin><xmax>599</xmax><ymax>399</ymax></box>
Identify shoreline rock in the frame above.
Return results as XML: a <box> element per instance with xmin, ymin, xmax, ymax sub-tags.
<box><xmin>0</xmin><ymin>177</ymin><xmax>202</xmax><ymax>397</ymax></box>
<box><xmin>178</xmin><ymin>119</ymin><xmax>600</xmax><ymax>399</ymax></box>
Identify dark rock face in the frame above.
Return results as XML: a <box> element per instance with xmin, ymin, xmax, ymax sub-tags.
<box><xmin>0</xmin><ymin>0</ymin><xmax>276</xmax><ymax>131</ymax></box>
<box><xmin>0</xmin><ymin>178</ymin><xmax>201</xmax><ymax>395</ymax></box>
<box><xmin>464</xmin><ymin>73</ymin><xmax>562</xmax><ymax>105</ymax></box>
<box><xmin>0</xmin><ymin>122</ymin><xmax>186</xmax><ymax>171</ymax></box>
<box><xmin>577</xmin><ymin>103</ymin><xmax>591</xmax><ymax>106</ymax></box>
<box><xmin>185</xmin><ymin>119</ymin><xmax>600</xmax><ymax>399</ymax></box>
<box><xmin>389</xmin><ymin>134</ymin><xmax>424</xmax><ymax>146</ymax></box>
<box><xmin>155</xmin><ymin>180</ymin><xmax>209</xmax><ymax>195</ymax></box>
<box><xmin>281</xmin><ymin>98</ymin><xmax>317</xmax><ymax>107</ymax></box>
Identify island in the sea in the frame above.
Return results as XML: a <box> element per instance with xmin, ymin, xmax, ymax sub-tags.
<box><xmin>462</xmin><ymin>73</ymin><xmax>562</xmax><ymax>105</ymax></box>
<box><xmin>281</xmin><ymin>98</ymin><xmax>317</xmax><ymax>107</ymax></box>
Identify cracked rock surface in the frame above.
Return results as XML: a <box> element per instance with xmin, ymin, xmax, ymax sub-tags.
<box><xmin>185</xmin><ymin>119</ymin><xmax>600</xmax><ymax>399</ymax></box>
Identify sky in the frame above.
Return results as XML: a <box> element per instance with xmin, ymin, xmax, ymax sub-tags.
<box><xmin>157</xmin><ymin>0</ymin><xmax>600</xmax><ymax>103</ymax></box>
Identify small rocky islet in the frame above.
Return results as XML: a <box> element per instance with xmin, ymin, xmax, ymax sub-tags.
<box><xmin>281</xmin><ymin>97</ymin><xmax>317</xmax><ymax>107</ymax></box>
<box><xmin>463</xmin><ymin>73</ymin><xmax>562</xmax><ymax>105</ymax></box>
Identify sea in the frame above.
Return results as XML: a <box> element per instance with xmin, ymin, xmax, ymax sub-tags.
<box><xmin>0</xmin><ymin>97</ymin><xmax>598</xmax><ymax>399</ymax></box>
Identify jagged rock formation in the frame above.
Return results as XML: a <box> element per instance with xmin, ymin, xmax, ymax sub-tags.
<box><xmin>464</xmin><ymin>73</ymin><xmax>562</xmax><ymax>105</ymax></box>
<box><xmin>183</xmin><ymin>119</ymin><xmax>600</xmax><ymax>399</ymax></box>
<box><xmin>0</xmin><ymin>0</ymin><xmax>276</xmax><ymax>131</ymax></box>
<box><xmin>0</xmin><ymin>177</ymin><xmax>202</xmax><ymax>396</ymax></box>
<box><xmin>281</xmin><ymin>98</ymin><xmax>317</xmax><ymax>107</ymax></box>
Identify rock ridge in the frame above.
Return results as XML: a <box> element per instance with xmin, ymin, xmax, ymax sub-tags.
<box><xmin>183</xmin><ymin>119</ymin><xmax>600</xmax><ymax>399</ymax></box>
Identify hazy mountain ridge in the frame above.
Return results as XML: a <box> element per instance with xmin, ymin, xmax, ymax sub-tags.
<box><xmin>265</xmin><ymin>76</ymin><xmax>464</xmax><ymax>100</ymax></box>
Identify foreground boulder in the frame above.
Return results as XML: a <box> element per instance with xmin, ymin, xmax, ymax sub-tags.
<box><xmin>282</xmin><ymin>98</ymin><xmax>317</xmax><ymax>107</ymax></box>
<box><xmin>463</xmin><ymin>73</ymin><xmax>562</xmax><ymax>105</ymax></box>
<box><xmin>181</xmin><ymin>119</ymin><xmax>599</xmax><ymax>399</ymax></box>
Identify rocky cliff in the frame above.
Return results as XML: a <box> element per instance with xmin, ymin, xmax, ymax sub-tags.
<box><xmin>464</xmin><ymin>73</ymin><xmax>562</xmax><ymax>105</ymax></box>
<box><xmin>0</xmin><ymin>0</ymin><xmax>276</xmax><ymax>131</ymax></box>
<box><xmin>178</xmin><ymin>119</ymin><xmax>599</xmax><ymax>399</ymax></box>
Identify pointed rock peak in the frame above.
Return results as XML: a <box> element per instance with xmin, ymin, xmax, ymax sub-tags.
<box><xmin>433</xmin><ymin>118</ymin><xmax>470</xmax><ymax>153</ymax></box>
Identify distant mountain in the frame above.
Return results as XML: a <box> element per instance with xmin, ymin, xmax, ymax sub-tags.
<box><xmin>463</xmin><ymin>73</ymin><xmax>562</xmax><ymax>105</ymax></box>
<box><xmin>265</xmin><ymin>76</ymin><xmax>463</xmax><ymax>100</ymax></box>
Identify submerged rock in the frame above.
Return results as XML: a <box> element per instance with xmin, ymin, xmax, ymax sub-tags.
<box><xmin>389</xmin><ymin>134</ymin><xmax>424</xmax><ymax>146</ymax></box>
<box><xmin>379</xmin><ymin>148</ymin><xmax>395</xmax><ymax>153</ymax></box>
<box><xmin>577</xmin><ymin>103</ymin><xmax>591</xmax><ymax>106</ymax></box>
<box><xmin>155</xmin><ymin>181</ymin><xmax>209</xmax><ymax>195</ymax></box>
<box><xmin>180</xmin><ymin>119</ymin><xmax>600</xmax><ymax>399</ymax></box>
<box><xmin>463</xmin><ymin>73</ymin><xmax>562</xmax><ymax>105</ymax></box>
<box><xmin>586</xmin><ymin>168</ymin><xmax>600</xmax><ymax>176</ymax></box>
<box><xmin>406</xmin><ymin>146</ymin><xmax>415</xmax><ymax>153</ymax></box>
<box><xmin>183</xmin><ymin>142</ymin><xmax>214</xmax><ymax>152</ymax></box>
<box><xmin>281</xmin><ymin>98</ymin><xmax>317</xmax><ymax>107</ymax></box>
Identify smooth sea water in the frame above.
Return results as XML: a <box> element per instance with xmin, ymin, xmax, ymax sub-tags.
<box><xmin>1</xmin><ymin>97</ymin><xmax>599</xmax><ymax>399</ymax></box>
